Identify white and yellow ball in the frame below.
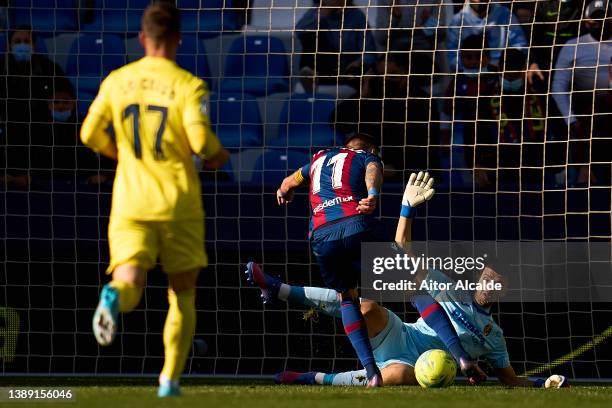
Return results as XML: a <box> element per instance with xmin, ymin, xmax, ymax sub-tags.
<box><xmin>414</xmin><ymin>349</ymin><xmax>457</xmax><ymax>388</ymax></box>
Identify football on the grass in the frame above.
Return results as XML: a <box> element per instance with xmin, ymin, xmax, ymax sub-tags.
<box><xmin>415</xmin><ymin>349</ymin><xmax>457</xmax><ymax>388</ymax></box>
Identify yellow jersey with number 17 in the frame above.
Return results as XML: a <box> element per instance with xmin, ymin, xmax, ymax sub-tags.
<box><xmin>82</xmin><ymin>56</ymin><xmax>221</xmax><ymax>221</ymax></box>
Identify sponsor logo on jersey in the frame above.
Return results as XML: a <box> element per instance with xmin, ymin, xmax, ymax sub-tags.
<box><xmin>313</xmin><ymin>196</ymin><xmax>354</xmax><ymax>214</ymax></box>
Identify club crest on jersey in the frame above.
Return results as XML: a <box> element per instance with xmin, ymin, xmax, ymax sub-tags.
<box><xmin>483</xmin><ymin>323</ymin><xmax>492</xmax><ymax>336</ymax></box>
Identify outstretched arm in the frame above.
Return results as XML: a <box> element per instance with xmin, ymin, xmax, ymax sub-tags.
<box><xmin>395</xmin><ymin>171</ymin><xmax>434</xmax><ymax>251</ymax></box>
<box><xmin>496</xmin><ymin>366</ymin><xmax>533</xmax><ymax>387</ymax></box>
<box><xmin>394</xmin><ymin>172</ymin><xmax>487</xmax><ymax>385</ymax></box>
<box><xmin>357</xmin><ymin>161</ymin><xmax>383</xmax><ymax>214</ymax></box>
<box><xmin>496</xmin><ymin>366</ymin><xmax>569</xmax><ymax>388</ymax></box>
<box><xmin>277</xmin><ymin>166</ymin><xmax>309</xmax><ymax>205</ymax></box>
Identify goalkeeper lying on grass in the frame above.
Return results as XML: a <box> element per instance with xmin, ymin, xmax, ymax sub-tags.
<box><xmin>246</xmin><ymin>173</ymin><xmax>568</xmax><ymax>388</ymax></box>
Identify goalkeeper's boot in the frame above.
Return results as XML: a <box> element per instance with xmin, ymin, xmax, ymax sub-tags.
<box><xmin>158</xmin><ymin>379</ymin><xmax>181</xmax><ymax>397</ymax></box>
<box><xmin>275</xmin><ymin>371</ymin><xmax>317</xmax><ymax>385</ymax></box>
<box><xmin>245</xmin><ymin>261</ymin><xmax>281</xmax><ymax>304</ymax></box>
<box><xmin>545</xmin><ymin>375</ymin><xmax>569</xmax><ymax>388</ymax></box>
<box><xmin>92</xmin><ymin>284</ymin><xmax>119</xmax><ymax>346</ymax></box>
<box><xmin>459</xmin><ymin>357</ymin><xmax>487</xmax><ymax>385</ymax></box>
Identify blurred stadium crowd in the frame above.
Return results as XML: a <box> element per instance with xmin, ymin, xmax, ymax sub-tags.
<box><xmin>0</xmin><ymin>0</ymin><xmax>611</xmax><ymax>210</ymax></box>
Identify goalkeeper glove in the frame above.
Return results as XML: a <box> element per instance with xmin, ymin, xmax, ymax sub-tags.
<box><xmin>459</xmin><ymin>357</ymin><xmax>487</xmax><ymax>386</ymax></box>
<box><xmin>534</xmin><ymin>375</ymin><xmax>569</xmax><ymax>388</ymax></box>
<box><xmin>401</xmin><ymin>171</ymin><xmax>435</xmax><ymax>218</ymax></box>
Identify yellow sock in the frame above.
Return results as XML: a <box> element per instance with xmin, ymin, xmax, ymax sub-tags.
<box><xmin>109</xmin><ymin>280</ymin><xmax>143</xmax><ymax>313</ymax></box>
<box><xmin>160</xmin><ymin>288</ymin><xmax>196</xmax><ymax>382</ymax></box>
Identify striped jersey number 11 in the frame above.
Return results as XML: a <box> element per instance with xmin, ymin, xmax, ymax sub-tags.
<box><xmin>311</xmin><ymin>152</ymin><xmax>348</xmax><ymax>194</ymax></box>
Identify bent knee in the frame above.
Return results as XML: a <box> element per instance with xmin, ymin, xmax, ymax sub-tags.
<box><xmin>340</xmin><ymin>288</ymin><xmax>359</xmax><ymax>301</ymax></box>
<box><xmin>381</xmin><ymin>363</ymin><xmax>416</xmax><ymax>386</ymax></box>
<box><xmin>112</xmin><ymin>264</ymin><xmax>146</xmax><ymax>287</ymax></box>
<box><xmin>167</xmin><ymin>269</ymin><xmax>200</xmax><ymax>293</ymax></box>
<box><xmin>360</xmin><ymin>299</ymin><xmax>380</xmax><ymax>318</ymax></box>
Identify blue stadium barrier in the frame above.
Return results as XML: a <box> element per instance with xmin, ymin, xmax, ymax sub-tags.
<box><xmin>271</xmin><ymin>93</ymin><xmax>344</xmax><ymax>148</ymax></box>
<box><xmin>219</xmin><ymin>35</ymin><xmax>290</xmax><ymax>96</ymax></box>
<box><xmin>66</xmin><ymin>33</ymin><xmax>126</xmax><ymax>97</ymax></box>
<box><xmin>209</xmin><ymin>93</ymin><xmax>264</xmax><ymax>148</ymax></box>
<box><xmin>177</xmin><ymin>34</ymin><xmax>212</xmax><ymax>84</ymax></box>
<box><xmin>8</xmin><ymin>0</ymin><xmax>78</xmax><ymax>34</ymax></box>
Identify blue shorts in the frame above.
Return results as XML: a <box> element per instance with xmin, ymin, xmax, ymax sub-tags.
<box><xmin>310</xmin><ymin>216</ymin><xmax>380</xmax><ymax>292</ymax></box>
<box><xmin>370</xmin><ymin>308</ymin><xmax>443</xmax><ymax>369</ymax></box>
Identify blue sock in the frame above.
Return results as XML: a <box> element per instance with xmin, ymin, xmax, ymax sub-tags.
<box><xmin>323</xmin><ymin>373</ymin><xmax>336</xmax><ymax>385</ymax></box>
<box><xmin>412</xmin><ymin>295</ymin><xmax>471</xmax><ymax>362</ymax></box>
<box><xmin>340</xmin><ymin>300</ymin><xmax>379</xmax><ymax>379</ymax></box>
<box><xmin>287</xmin><ymin>286</ymin><xmax>308</xmax><ymax>304</ymax></box>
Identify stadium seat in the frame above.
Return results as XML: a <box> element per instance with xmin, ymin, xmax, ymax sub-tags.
<box><xmin>209</xmin><ymin>93</ymin><xmax>264</xmax><ymax>148</ymax></box>
<box><xmin>34</xmin><ymin>36</ymin><xmax>49</xmax><ymax>55</ymax></box>
<box><xmin>248</xmin><ymin>0</ymin><xmax>310</xmax><ymax>30</ymax></box>
<box><xmin>8</xmin><ymin>0</ymin><xmax>78</xmax><ymax>33</ymax></box>
<box><xmin>80</xmin><ymin>0</ymin><xmax>148</xmax><ymax>34</ymax></box>
<box><xmin>76</xmin><ymin>91</ymin><xmax>96</xmax><ymax>120</ymax></box>
<box><xmin>66</xmin><ymin>34</ymin><xmax>126</xmax><ymax>97</ymax></box>
<box><xmin>177</xmin><ymin>34</ymin><xmax>212</xmax><ymax>83</ymax></box>
<box><xmin>178</xmin><ymin>0</ymin><xmax>241</xmax><ymax>37</ymax></box>
<box><xmin>219</xmin><ymin>35</ymin><xmax>290</xmax><ymax>96</ymax></box>
<box><xmin>271</xmin><ymin>93</ymin><xmax>344</xmax><ymax>148</ymax></box>
<box><xmin>251</xmin><ymin>149</ymin><xmax>311</xmax><ymax>186</ymax></box>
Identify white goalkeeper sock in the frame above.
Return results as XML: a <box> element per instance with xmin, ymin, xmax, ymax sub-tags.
<box><xmin>282</xmin><ymin>284</ymin><xmax>342</xmax><ymax>317</ymax></box>
<box><xmin>322</xmin><ymin>369</ymin><xmax>369</xmax><ymax>386</ymax></box>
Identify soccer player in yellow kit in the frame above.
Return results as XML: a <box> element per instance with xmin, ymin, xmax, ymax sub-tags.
<box><xmin>80</xmin><ymin>2</ymin><xmax>229</xmax><ymax>397</ymax></box>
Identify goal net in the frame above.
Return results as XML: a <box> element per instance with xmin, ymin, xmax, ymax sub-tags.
<box><xmin>1</xmin><ymin>0</ymin><xmax>612</xmax><ymax>379</ymax></box>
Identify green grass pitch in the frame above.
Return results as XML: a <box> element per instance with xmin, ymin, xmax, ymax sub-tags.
<box><xmin>3</xmin><ymin>378</ymin><xmax>612</xmax><ymax>408</ymax></box>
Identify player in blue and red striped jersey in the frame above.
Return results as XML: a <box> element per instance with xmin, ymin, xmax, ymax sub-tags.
<box><xmin>248</xmin><ymin>170</ymin><xmax>489</xmax><ymax>386</ymax></box>
<box><xmin>269</xmin><ymin>133</ymin><xmax>385</xmax><ymax>386</ymax></box>
<box><xmin>247</xmin><ymin>174</ymin><xmax>568</xmax><ymax>389</ymax></box>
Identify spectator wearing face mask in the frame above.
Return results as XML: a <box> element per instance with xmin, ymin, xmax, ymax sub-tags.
<box><xmin>29</xmin><ymin>78</ymin><xmax>115</xmax><ymax>188</ymax></box>
<box><xmin>552</xmin><ymin>0</ymin><xmax>612</xmax><ymax>186</ymax></box>
<box><xmin>440</xmin><ymin>34</ymin><xmax>500</xmax><ymax>189</ymax></box>
<box><xmin>0</xmin><ymin>27</ymin><xmax>66</xmax><ymax>189</ymax></box>
<box><xmin>445</xmin><ymin>0</ymin><xmax>528</xmax><ymax>72</ymax></box>
<box><xmin>0</xmin><ymin>27</ymin><xmax>65</xmax><ymax>125</ymax></box>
